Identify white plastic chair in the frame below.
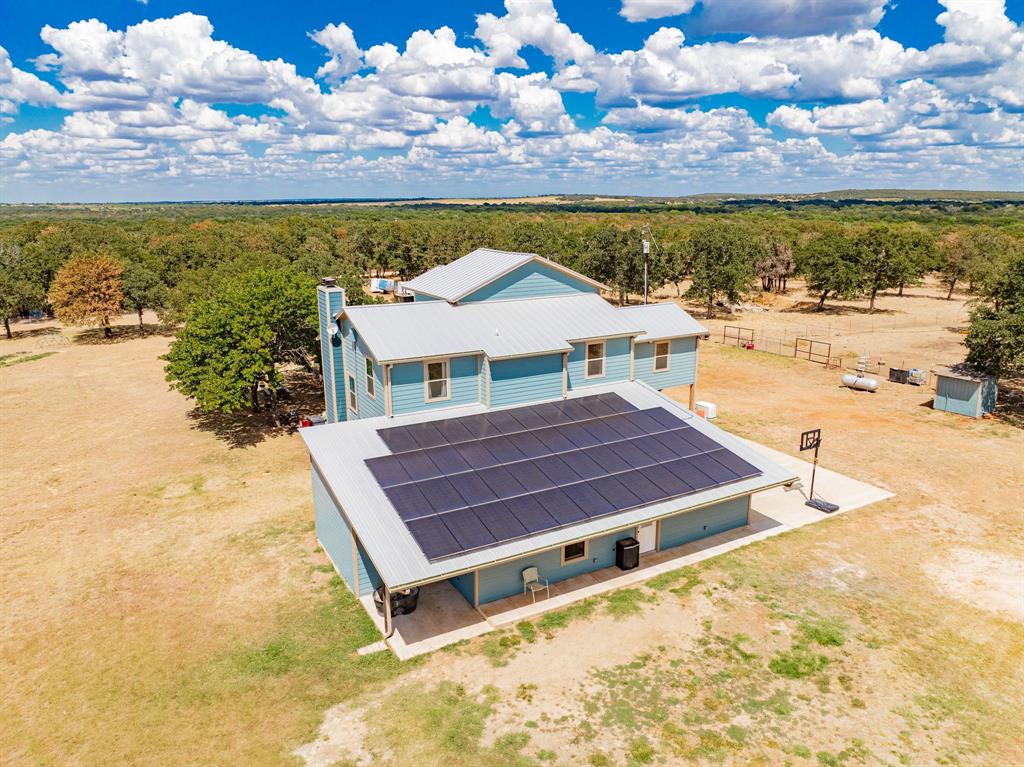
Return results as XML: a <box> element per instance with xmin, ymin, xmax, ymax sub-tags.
<box><xmin>522</xmin><ymin>566</ymin><xmax>549</xmax><ymax>603</ymax></box>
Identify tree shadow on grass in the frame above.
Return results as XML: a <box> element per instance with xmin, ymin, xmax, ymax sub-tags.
<box><xmin>186</xmin><ymin>370</ymin><xmax>326</xmax><ymax>449</ymax></box>
<box><xmin>787</xmin><ymin>301</ymin><xmax>899</xmax><ymax>316</ymax></box>
<box><xmin>72</xmin><ymin>324</ymin><xmax>177</xmax><ymax>345</ymax></box>
<box><xmin>993</xmin><ymin>377</ymin><xmax>1024</xmax><ymax>430</ymax></box>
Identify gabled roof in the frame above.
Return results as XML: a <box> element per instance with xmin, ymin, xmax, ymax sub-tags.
<box><xmin>618</xmin><ymin>302</ymin><xmax>710</xmax><ymax>341</ymax></box>
<box><xmin>341</xmin><ymin>293</ymin><xmax>644</xmax><ymax>364</ymax></box>
<box><xmin>401</xmin><ymin>247</ymin><xmax>607</xmax><ymax>303</ymax></box>
<box><xmin>301</xmin><ymin>381</ymin><xmax>798</xmax><ymax>589</ymax></box>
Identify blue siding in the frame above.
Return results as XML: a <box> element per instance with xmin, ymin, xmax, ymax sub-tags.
<box><xmin>934</xmin><ymin>374</ymin><xmax>996</xmax><ymax>418</ymax></box>
<box><xmin>391</xmin><ymin>354</ymin><xmax>481</xmax><ymax>415</ymax></box>
<box><xmin>449</xmin><ymin>572</ymin><xmax>476</xmax><ymax>605</ymax></box>
<box><xmin>658</xmin><ymin>497</ymin><xmax>748</xmax><ymax>550</ymax></box>
<box><xmin>317</xmin><ymin>286</ymin><xmax>347</xmax><ymax>422</ymax></box>
<box><xmin>414</xmin><ymin>293</ymin><xmax>439</xmax><ymax>302</ymax></box>
<box><xmin>633</xmin><ymin>337</ymin><xmax>697</xmax><ymax>391</ymax></box>
<box><xmin>342</xmin><ymin>326</ymin><xmax>384</xmax><ymax>420</ymax></box>
<box><xmin>468</xmin><ymin>496</ymin><xmax>750</xmax><ymax>605</ymax></box>
<box><xmin>567</xmin><ymin>336</ymin><xmax>631</xmax><ymax>390</ymax></box>
<box><xmin>356</xmin><ymin>539</ymin><xmax>383</xmax><ymax>595</ymax></box>
<box><xmin>490</xmin><ymin>353</ymin><xmax>564</xmax><ymax>407</ymax></box>
<box><xmin>461</xmin><ymin>261</ymin><xmax>598</xmax><ymax>303</ymax></box>
<box><xmin>312</xmin><ymin>465</ymin><xmax>355</xmax><ymax>591</ymax></box>
<box><xmin>476</xmin><ymin>529</ymin><xmax>623</xmax><ymax>604</ymax></box>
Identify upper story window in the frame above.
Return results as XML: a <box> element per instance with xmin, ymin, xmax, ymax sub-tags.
<box><xmin>347</xmin><ymin>374</ymin><xmax>358</xmax><ymax>413</ymax></box>
<box><xmin>365</xmin><ymin>358</ymin><xmax>376</xmax><ymax>398</ymax></box>
<box><xmin>425</xmin><ymin>359</ymin><xmax>450</xmax><ymax>401</ymax></box>
<box><xmin>654</xmin><ymin>340</ymin><xmax>670</xmax><ymax>372</ymax></box>
<box><xmin>585</xmin><ymin>341</ymin><xmax>605</xmax><ymax>378</ymax></box>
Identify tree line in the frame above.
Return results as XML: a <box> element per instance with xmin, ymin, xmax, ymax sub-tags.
<box><xmin>0</xmin><ymin>208</ymin><xmax>1020</xmax><ymax>412</ymax></box>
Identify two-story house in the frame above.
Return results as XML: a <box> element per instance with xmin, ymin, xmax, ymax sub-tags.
<box><xmin>303</xmin><ymin>248</ymin><xmax>796</xmax><ymax>635</ymax></box>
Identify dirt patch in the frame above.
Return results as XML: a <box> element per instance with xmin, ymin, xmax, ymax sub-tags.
<box><xmin>925</xmin><ymin>548</ymin><xmax>1024</xmax><ymax>620</ymax></box>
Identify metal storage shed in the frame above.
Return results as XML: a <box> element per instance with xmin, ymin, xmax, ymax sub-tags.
<box><xmin>932</xmin><ymin>365</ymin><xmax>997</xmax><ymax>418</ymax></box>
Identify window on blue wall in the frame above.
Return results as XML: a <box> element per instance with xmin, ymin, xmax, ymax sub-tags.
<box><xmin>425</xmin><ymin>359</ymin><xmax>450</xmax><ymax>401</ymax></box>
<box><xmin>654</xmin><ymin>341</ymin><xmax>670</xmax><ymax>372</ymax></box>
<box><xmin>585</xmin><ymin>341</ymin><xmax>605</xmax><ymax>378</ymax></box>
<box><xmin>365</xmin><ymin>357</ymin><xmax>375</xmax><ymax>398</ymax></box>
<box><xmin>562</xmin><ymin>540</ymin><xmax>587</xmax><ymax>564</ymax></box>
<box><xmin>347</xmin><ymin>375</ymin><xmax>358</xmax><ymax>413</ymax></box>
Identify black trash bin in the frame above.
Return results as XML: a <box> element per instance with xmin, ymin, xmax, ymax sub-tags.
<box><xmin>373</xmin><ymin>586</ymin><xmax>420</xmax><ymax>616</ymax></box>
<box><xmin>616</xmin><ymin>537</ymin><xmax>640</xmax><ymax>571</ymax></box>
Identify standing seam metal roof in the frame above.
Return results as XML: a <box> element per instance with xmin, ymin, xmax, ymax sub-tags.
<box><xmin>401</xmin><ymin>247</ymin><xmax>606</xmax><ymax>302</ymax></box>
<box><xmin>301</xmin><ymin>381</ymin><xmax>798</xmax><ymax>589</ymax></box>
<box><xmin>618</xmin><ymin>302</ymin><xmax>710</xmax><ymax>341</ymax></box>
<box><xmin>342</xmin><ymin>293</ymin><xmax>645</xmax><ymax>363</ymax></box>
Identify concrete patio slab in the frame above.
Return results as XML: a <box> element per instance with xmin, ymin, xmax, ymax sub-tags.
<box><xmin>358</xmin><ymin>438</ymin><xmax>893</xmax><ymax>660</ymax></box>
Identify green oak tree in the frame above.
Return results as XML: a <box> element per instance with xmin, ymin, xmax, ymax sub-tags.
<box><xmin>796</xmin><ymin>227</ymin><xmax>863</xmax><ymax>311</ymax></box>
<box><xmin>163</xmin><ymin>267</ymin><xmax>318</xmax><ymax>413</ymax></box>
<box><xmin>685</xmin><ymin>222</ymin><xmax>755</xmax><ymax>318</ymax></box>
<box><xmin>965</xmin><ymin>250</ymin><xmax>1024</xmax><ymax>376</ymax></box>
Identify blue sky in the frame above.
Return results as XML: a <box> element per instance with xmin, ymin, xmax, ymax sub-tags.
<box><xmin>1</xmin><ymin>0</ymin><xmax>1022</xmax><ymax>202</ymax></box>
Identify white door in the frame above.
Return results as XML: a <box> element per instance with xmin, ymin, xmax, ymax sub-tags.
<box><xmin>637</xmin><ymin>522</ymin><xmax>657</xmax><ymax>554</ymax></box>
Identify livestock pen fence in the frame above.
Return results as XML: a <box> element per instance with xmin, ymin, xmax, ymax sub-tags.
<box><xmin>720</xmin><ymin>325</ymin><xmax>839</xmax><ymax>368</ymax></box>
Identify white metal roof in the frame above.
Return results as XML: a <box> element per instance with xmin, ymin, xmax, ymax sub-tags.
<box><xmin>301</xmin><ymin>381</ymin><xmax>798</xmax><ymax>589</ymax></box>
<box><xmin>618</xmin><ymin>302</ymin><xmax>709</xmax><ymax>341</ymax></box>
<box><xmin>401</xmin><ymin>247</ymin><xmax>606</xmax><ymax>303</ymax></box>
<box><xmin>341</xmin><ymin>293</ymin><xmax>644</xmax><ymax>363</ymax></box>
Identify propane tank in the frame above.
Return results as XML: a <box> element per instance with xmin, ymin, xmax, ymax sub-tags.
<box><xmin>841</xmin><ymin>373</ymin><xmax>879</xmax><ymax>392</ymax></box>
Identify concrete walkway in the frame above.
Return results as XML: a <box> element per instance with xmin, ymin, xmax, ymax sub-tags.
<box><xmin>358</xmin><ymin>437</ymin><xmax>893</xmax><ymax>660</ymax></box>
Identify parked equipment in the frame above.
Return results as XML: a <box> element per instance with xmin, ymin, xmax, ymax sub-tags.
<box><xmin>616</xmin><ymin>537</ymin><xmax>640</xmax><ymax>570</ymax></box>
<box><xmin>841</xmin><ymin>373</ymin><xmax>879</xmax><ymax>392</ymax></box>
<box><xmin>373</xmin><ymin>585</ymin><xmax>420</xmax><ymax>616</ymax></box>
<box><xmin>888</xmin><ymin>367</ymin><xmax>909</xmax><ymax>384</ymax></box>
<box><xmin>908</xmin><ymin>368</ymin><xmax>927</xmax><ymax>386</ymax></box>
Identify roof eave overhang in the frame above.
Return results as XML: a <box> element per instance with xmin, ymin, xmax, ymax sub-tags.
<box><xmin>384</xmin><ymin>476</ymin><xmax>797</xmax><ymax>590</ymax></box>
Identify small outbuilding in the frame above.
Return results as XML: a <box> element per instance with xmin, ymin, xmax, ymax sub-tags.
<box><xmin>931</xmin><ymin>365</ymin><xmax>997</xmax><ymax>418</ymax></box>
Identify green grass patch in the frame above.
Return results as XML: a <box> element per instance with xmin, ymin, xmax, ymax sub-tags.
<box><xmin>0</xmin><ymin>351</ymin><xmax>56</xmax><ymax>368</ymax></box>
<box><xmin>800</xmin><ymin>616</ymin><xmax>847</xmax><ymax>647</ymax></box>
<box><xmin>645</xmin><ymin>566</ymin><xmax>702</xmax><ymax>595</ymax></box>
<box><xmin>536</xmin><ymin>598</ymin><xmax>598</xmax><ymax>633</ymax></box>
<box><xmin>627</xmin><ymin>737</ymin><xmax>656</xmax><ymax>764</ymax></box>
<box><xmin>479</xmin><ymin>631</ymin><xmax>522</xmax><ymax>667</ymax></box>
<box><xmin>516</xmin><ymin>621</ymin><xmax>538</xmax><ymax>643</ymax></box>
<box><xmin>769</xmin><ymin>645</ymin><xmax>830</xmax><ymax>679</ymax></box>
<box><xmin>603</xmin><ymin>588</ymin><xmax>656</xmax><ymax>618</ymax></box>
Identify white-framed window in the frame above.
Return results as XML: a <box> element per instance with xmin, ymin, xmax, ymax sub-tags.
<box><xmin>561</xmin><ymin>540</ymin><xmax>588</xmax><ymax>565</ymax></box>
<box><xmin>347</xmin><ymin>374</ymin><xmax>358</xmax><ymax>413</ymax></box>
<box><xmin>424</xmin><ymin>359</ymin><xmax>451</xmax><ymax>402</ymax></box>
<box><xmin>365</xmin><ymin>357</ymin><xmax>376</xmax><ymax>398</ymax></box>
<box><xmin>654</xmin><ymin>340</ymin><xmax>671</xmax><ymax>372</ymax></box>
<box><xmin>585</xmin><ymin>341</ymin><xmax>605</xmax><ymax>378</ymax></box>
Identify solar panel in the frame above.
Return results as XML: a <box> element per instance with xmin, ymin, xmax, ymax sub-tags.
<box><xmin>370</xmin><ymin>392</ymin><xmax>763</xmax><ymax>561</ymax></box>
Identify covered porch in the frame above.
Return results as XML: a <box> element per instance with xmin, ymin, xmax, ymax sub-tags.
<box><xmin>358</xmin><ymin>437</ymin><xmax>893</xmax><ymax>660</ymax></box>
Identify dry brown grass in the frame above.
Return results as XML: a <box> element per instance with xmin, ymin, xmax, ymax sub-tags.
<box><xmin>2</xmin><ymin>300</ymin><xmax>1022</xmax><ymax>767</ymax></box>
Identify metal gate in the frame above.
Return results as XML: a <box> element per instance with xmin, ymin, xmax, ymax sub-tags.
<box><xmin>722</xmin><ymin>325</ymin><xmax>755</xmax><ymax>347</ymax></box>
<box><xmin>793</xmin><ymin>338</ymin><xmax>831</xmax><ymax>366</ymax></box>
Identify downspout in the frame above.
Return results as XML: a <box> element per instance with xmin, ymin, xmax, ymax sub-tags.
<box><xmin>629</xmin><ymin>337</ymin><xmax>635</xmax><ymax>381</ymax></box>
<box><xmin>384</xmin><ymin>363</ymin><xmax>393</xmax><ymax>417</ymax></box>
<box><xmin>562</xmin><ymin>351</ymin><xmax>569</xmax><ymax>398</ymax></box>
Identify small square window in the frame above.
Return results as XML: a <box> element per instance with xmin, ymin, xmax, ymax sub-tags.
<box><xmin>585</xmin><ymin>341</ymin><xmax>605</xmax><ymax>378</ymax></box>
<box><xmin>654</xmin><ymin>341</ymin><xmax>670</xmax><ymax>372</ymax></box>
<box><xmin>425</xmin><ymin>359</ymin><xmax>450</xmax><ymax>401</ymax></box>
<box><xmin>563</xmin><ymin>540</ymin><xmax>587</xmax><ymax>563</ymax></box>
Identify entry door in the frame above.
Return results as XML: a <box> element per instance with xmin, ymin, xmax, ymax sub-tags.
<box><xmin>637</xmin><ymin>522</ymin><xmax>657</xmax><ymax>554</ymax></box>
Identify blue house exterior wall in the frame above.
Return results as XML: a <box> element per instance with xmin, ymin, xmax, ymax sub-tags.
<box><xmin>448</xmin><ymin>572</ymin><xmax>476</xmax><ymax>605</ymax></box>
<box><xmin>470</xmin><ymin>495</ymin><xmax>749</xmax><ymax>605</ymax></box>
<box><xmin>633</xmin><ymin>337</ymin><xmax>698</xmax><ymax>391</ymax></box>
<box><xmin>658</xmin><ymin>496</ymin><xmax>748</xmax><ymax>549</ymax></box>
<box><xmin>490</xmin><ymin>353</ymin><xmax>564</xmax><ymax>407</ymax></box>
<box><xmin>312</xmin><ymin>464</ymin><xmax>382</xmax><ymax>596</ymax></box>
<box><xmin>312</xmin><ymin>465</ymin><xmax>355</xmax><ymax>590</ymax></box>
<box><xmin>342</xmin><ymin>325</ymin><xmax>385</xmax><ymax>420</ymax></box>
<box><xmin>317</xmin><ymin>286</ymin><xmax>347</xmax><ymax>422</ymax></box>
<box><xmin>933</xmin><ymin>374</ymin><xmax>996</xmax><ymax>418</ymax></box>
<box><xmin>460</xmin><ymin>261</ymin><xmax>598</xmax><ymax>303</ymax></box>
<box><xmin>567</xmin><ymin>336</ymin><xmax>631</xmax><ymax>390</ymax></box>
<box><xmin>390</xmin><ymin>354</ymin><xmax>482</xmax><ymax>415</ymax></box>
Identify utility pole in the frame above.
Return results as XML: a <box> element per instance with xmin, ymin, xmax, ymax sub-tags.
<box><xmin>642</xmin><ymin>235</ymin><xmax>650</xmax><ymax>305</ymax></box>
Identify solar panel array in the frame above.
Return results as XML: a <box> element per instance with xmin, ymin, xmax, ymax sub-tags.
<box><xmin>366</xmin><ymin>393</ymin><xmax>761</xmax><ymax>561</ymax></box>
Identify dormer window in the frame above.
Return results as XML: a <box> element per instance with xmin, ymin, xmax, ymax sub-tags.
<box><xmin>585</xmin><ymin>341</ymin><xmax>605</xmax><ymax>378</ymax></box>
